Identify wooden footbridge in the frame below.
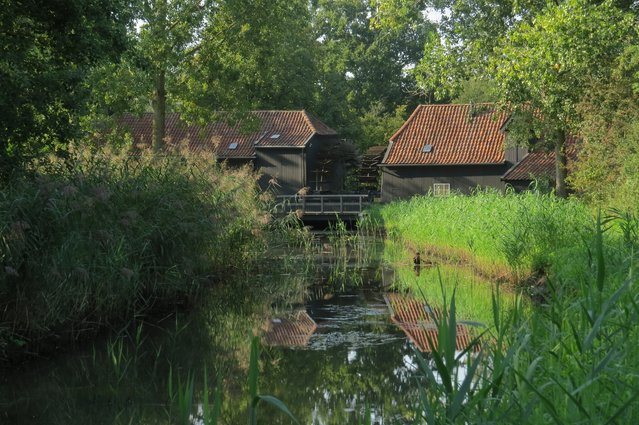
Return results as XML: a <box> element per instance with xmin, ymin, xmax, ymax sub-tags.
<box><xmin>274</xmin><ymin>194</ymin><xmax>371</xmax><ymax>219</ymax></box>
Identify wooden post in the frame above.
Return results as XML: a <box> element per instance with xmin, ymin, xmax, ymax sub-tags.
<box><xmin>340</xmin><ymin>196</ymin><xmax>344</xmax><ymax>213</ymax></box>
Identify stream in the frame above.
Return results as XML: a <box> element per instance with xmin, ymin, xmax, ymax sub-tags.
<box><xmin>0</xmin><ymin>234</ymin><xmax>517</xmax><ymax>424</ymax></box>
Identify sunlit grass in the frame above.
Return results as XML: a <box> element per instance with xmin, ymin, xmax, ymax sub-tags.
<box><xmin>370</xmin><ymin>190</ymin><xmax>639</xmax><ymax>423</ymax></box>
<box><xmin>369</xmin><ymin>188</ymin><xmax>593</xmax><ymax>282</ymax></box>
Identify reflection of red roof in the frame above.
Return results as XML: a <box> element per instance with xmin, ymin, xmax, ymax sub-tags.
<box><xmin>262</xmin><ymin>311</ymin><xmax>317</xmax><ymax>347</ymax></box>
<box><xmin>117</xmin><ymin>111</ymin><xmax>336</xmax><ymax>159</ymax></box>
<box><xmin>382</xmin><ymin>104</ymin><xmax>508</xmax><ymax>166</ymax></box>
<box><xmin>395</xmin><ymin>322</ymin><xmax>478</xmax><ymax>353</ymax></box>
<box><xmin>384</xmin><ymin>293</ymin><xmax>480</xmax><ymax>353</ymax></box>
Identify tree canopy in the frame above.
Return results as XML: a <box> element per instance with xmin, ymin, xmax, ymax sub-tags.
<box><xmin>416</xmin><ymin>0</ymin><xmax>639</xmax><ymax>196</ymax></box>
<box><xmin>0</xmin><ymin>0</ymin><xmax>131</xmax><ymax>172</ymax></box>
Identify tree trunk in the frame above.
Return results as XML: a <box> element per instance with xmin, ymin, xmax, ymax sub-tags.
<box><xmin>152</xmin><ymin>70</ymin><xmax>166</xmax><ymax>153</ymax></box>
<box><xmin>554</xmin><ymin>129</ymin><xmax>567</xmax><ymax>198</ymax></box>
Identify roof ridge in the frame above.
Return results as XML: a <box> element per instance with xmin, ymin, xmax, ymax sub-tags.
<box><xmin>389</xmin><ymin>105</ymin><xmax>424</xmax><ymax>143</ymax></box>
<box><xmin>300</xmin><ymin>109</ymin><xmax>317</xmax><ymax>134</ymax></box>
<box><xmin>419</xmin><ymin>102</ymin><xmax>496</xmax><ymax>107</ymax></box>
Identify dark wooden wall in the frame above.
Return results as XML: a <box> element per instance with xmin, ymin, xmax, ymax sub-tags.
<box><xmin>504</xmin><ymin>146</ymin><xmax>528</xmax><ymax>166</ymax></box>
<box><xmin>255</xmin><ymin>148</ymin><xmax>305</xmax><ymax>195</ymax></box>
<box><xmin>306</xmin><ymin>135</ymin><xmax>344</xmax><ymax>193</ymax></box>
<box><xmin>381</xmin><ymin>164</ymin><xmax>509</xmax><ymax>201</ymax></box>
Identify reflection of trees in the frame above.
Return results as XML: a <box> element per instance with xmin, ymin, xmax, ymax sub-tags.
<box><xmin>0</xmin><ymin>268</ymin><xmax>309</xmax><ymax>425</ymax></box>
<box><xmin>260</xmin><ymin>342</ymin><xmax>422</xmax><ymax>424</ymax></box>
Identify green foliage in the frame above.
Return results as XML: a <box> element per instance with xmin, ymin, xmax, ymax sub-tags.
<box><xmin>452</xmin><ymin>79</ymin><xmax>498</xmax><ymax>104</ymax></box>
<box><xmin>492</xmin><ymin>0</ymin><xmax>637</xmax><ymax>195</ymax></box>
<box><xmin>383</xmin><ymin>195</ymin><xmax>639</xmax><ymax>424</ymax></box>
<box><xmin>371</xmin><ymin>189</ymin><xmax>592</xmax><ymax>280</ymax></box>
<box><xmin>569</xmin><ymin>45</ymin><xmax>639</xmax><ymax>212</ymax></box>
<box><xmin>0</xmin><ymin>144</ymin><xmax>269</xmax><ymax>360</ymax></box>
<box><xmin>414</xmin><ymin>0</ymin><xmax>547</xmax><ymax>100</ymax></box>
<box><xmin>493</xmin><ymin>0</ymin><xmax>636</xmax><ymax>130</ymax></box>
<box><xmin>356</xmin><ymin>103</ymin><xmax>407</xmax><ymax>150</ymax></box>
<box><xmin>311</xmin><ymin>0</ymin><xmax>433</xmax><ymax>148</ymax></box>
<box><xmin>0</xmin><ymin>0</ymin><xmax>131</xmax><ymax>172</ymax></box>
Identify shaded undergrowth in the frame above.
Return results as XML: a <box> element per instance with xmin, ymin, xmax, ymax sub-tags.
<box><xmin>0</xmin><ymin>144</ymin><xmax>302</xmax><ymax>362</ymax></box>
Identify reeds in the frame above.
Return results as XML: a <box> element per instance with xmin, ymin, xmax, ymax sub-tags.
<box><xmin>410</xmin><ymin>204</ymin><xmax>639</xmax><ymax>424</ymax></box>
<box><xmin>0</xmin><ymin>144</ymin><xmax>278</xmax><ymax>360</ymax></box>
<box><xmin>370</xmin><ymin>188</ymin><xmax>594</xmax><ymax>284</ymax></box>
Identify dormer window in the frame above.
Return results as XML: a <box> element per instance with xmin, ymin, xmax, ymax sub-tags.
<box><xmin>422</xmin><ymin>144</ymin><xmax>433</xmax><ymax>153</ymax></box>
<box><xmin>228</xmin><ymin>142</ymin><xmax>238</xmax><ymax>150</ymax></box>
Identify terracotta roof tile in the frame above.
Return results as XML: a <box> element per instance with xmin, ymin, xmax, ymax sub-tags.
<box><xmin>382</xmin><ymin>104</ymin><xmax>508</xmax><ymax>166</ymax></box>
<box><xmin>502</xmin><ymin>137</ymin><xmax>578</xmax><ymax>182</ymax></box>
<box><xmin>502</xmin><ymin>151</ymin><xmax>555</xmax><ymax>181</ymax></box>
<box><xmin>384</xmin><ymin>293</ymin><xmax>480</xmax><ymax>353</ymax></box>
<box><xmin>117</xmin><ymin>111</ymin><xmax>336</xmax><ymax>158</ymax></box>
<box><xmin>262</xmin><ymin>311</ymin><xmax>317</xmax><ymax>347</ymax></box>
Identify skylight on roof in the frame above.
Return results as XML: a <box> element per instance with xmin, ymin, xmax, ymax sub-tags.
<box><xmin>422</xmin><ymin>144</ymin><xmax>433</xmax><ymax>153</ymax></box>
<box><xmin>228</xmin><ymin>142</ymin><xmax>238</xmax><ymax>150</ymax></box>
<box><xmin>270</xmin><ymin>133</ymin><xmax>280</xmax><ymax>139</ymax></box>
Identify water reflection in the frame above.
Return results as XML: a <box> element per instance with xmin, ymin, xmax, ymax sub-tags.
<box><xmin>0</xmin><ymin>233</ymin><xmax>517</xmax><ymax>425</ymax></box>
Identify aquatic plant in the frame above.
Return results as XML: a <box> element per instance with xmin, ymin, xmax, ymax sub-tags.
<box><xmin>370</xmin><ymin>188</ymin><xmax>596</xmax><ymax>285</ymax></box>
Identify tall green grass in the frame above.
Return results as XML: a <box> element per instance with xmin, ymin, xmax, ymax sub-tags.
<box><xmin>415</xmin><ymin>218</ymin><xmax>639</xmax><ymax>423</ymax></box>
<box><xmin>373</xmin><ymin>191</ymin><xmax>639</xmax><ymax>423</ymax></box>
<box><xmin>370</xmin><ymin>188</ymin><xmax>594</xmax><ymax>282</ymax></box>
<box><xmin>0</xmin><ymin>144</ymin><xmax>281</xmax><ymax>360</ymax></box>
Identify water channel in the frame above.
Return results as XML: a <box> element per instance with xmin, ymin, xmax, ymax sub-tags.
<box><xmin>0</xmin><ymin>233</ymin><xmax>519</xmax><ymax>424</ymax></box>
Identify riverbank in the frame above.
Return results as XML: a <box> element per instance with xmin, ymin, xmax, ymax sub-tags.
<box><xmin>367</xmin><ymin>190</ymin><xmax>639</xmax><ymax>423</ymax></box>
<box><xmin>0</xmin><ymin>145</ymin><xmax>305</xmax><ymax>363</ymax></box>
<box><xmin>368</xmin><ymin>189</ymin><xmax>612</xmax><ymax>287</ymax></box>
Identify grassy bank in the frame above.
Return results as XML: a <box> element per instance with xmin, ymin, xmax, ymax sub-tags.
<box><xmin>368</xmin><ymin>190</ymin><xmax>639</xmax><ymax>423</ymax></box>
<box><xmin>0</xmin><ymin>145</ymin><xmax>290</xmax><ymax>362</ymax></box>
<box><xmin>370</xmin><ymin>189</ymin><xmax>601</xmax><ymax>284</ymax></box>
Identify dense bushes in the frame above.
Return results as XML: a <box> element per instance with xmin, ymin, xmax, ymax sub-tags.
<box><xmin>0</xmin><ymin>145</ymin><xmax>270</xmax><ymax>359</ymax></box>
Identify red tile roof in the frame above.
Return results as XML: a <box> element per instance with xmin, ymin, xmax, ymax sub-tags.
<box><xmin>502</xmin><ymin>137</ymin><xmax>578</xmax><ymax>182</ymax></box>
<box><xmin>382</xmin><ymin>104</ymin><xmax>509</xmax><ymax>166</ymax></box>
<box><xmin>502</xmin><ymin>151</ymin><xmax>555</xmax><ymax>181</ymax></box>
<box><xmin>384</xmin><ymin>293</ymin><xmax>480</xmax><ymax>353</ymax></box>
<box><xmin>117</xmin><ymin>111</ymin><xmax>336</xmax><ymax>158</ymax></box>
<box><xmin>262</xmin><ymin>311</ymin><xmax>317</xmax><ymax>347</ymax></box>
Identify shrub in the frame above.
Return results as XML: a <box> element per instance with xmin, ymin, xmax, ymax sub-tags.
<box><xmin>0</xmin><ymin>144</ymin><xmax>268</xmax><ymax>359</ymax></box>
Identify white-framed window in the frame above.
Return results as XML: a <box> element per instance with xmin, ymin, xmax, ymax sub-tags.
<box><xmin>433</xmin><ymin>183</ymin><xmax>450</xmax><ymax>197</ymax></box>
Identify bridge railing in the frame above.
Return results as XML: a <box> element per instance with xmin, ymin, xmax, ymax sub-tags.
<box><xmin>274</xmin><ymin>194</ymin><xmax>370</xmax><ymax>216</ymax></box>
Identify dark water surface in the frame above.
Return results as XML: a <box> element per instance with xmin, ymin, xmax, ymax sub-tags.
<box><xmin>0</xmin><ymin>236</ymin><xmax>493</xmax><ymax>425</ymax></box>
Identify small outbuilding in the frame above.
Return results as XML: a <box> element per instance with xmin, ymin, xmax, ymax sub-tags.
<box><xmin>117</xmin><ymin>111</ymin><xmax>343</xmax><ymax>195</ymax></box>
<box><xmin>502</xmin><ymin>137</ymin><xmax>578</xmax><ymax>192</ymax></box>
<box><xmin>379</xmin><ymin>103</ymin><xmax>526</xmax><ymax>201</ymax></box>
<box><xmin>502</xmin><ymin>150</ymin><xmax>556</xmax><ymax>191</ymax></box>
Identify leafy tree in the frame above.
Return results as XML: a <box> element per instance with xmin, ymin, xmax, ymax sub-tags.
<box><xmin>492</xmin><ymin>0</ymin><xmax>636</xmax><ymax>196</ymax></box>
<box><xmin>0</xmin><ymin>0</ymin><xmax>130</xmax><ymax>173</ymax></box>
<box><xmin>182</xmin><ymin>0</ymin><xmax>317</xmax><ymax>117</ymax></box>
<box><xmin>453</xmin><ymin>79</ymin><xmax>498</xmax><ymax>104</ymax></box>
<box><xmin>358</xmin><ymin>103</ymin><xmax>407</xmax><ymax>150</ymax></box>
<box><xmin>414</xmin><ymin>0</ymin><xmax>547</xmax><ymax>99</ymax></box>
<box><xmin>311</xmin><ymin>0</ymin><xmax>433</xmax><ymax>147</ymax></box>
<box><xmin>569</xmin><ymin>46</ymin><xmax>639</xmax><ymax>210</ymax></box>
<box><xmin>89</xmin><ymin>0</ymin><xmax>318</xmax><ymax>149</ymax></box>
